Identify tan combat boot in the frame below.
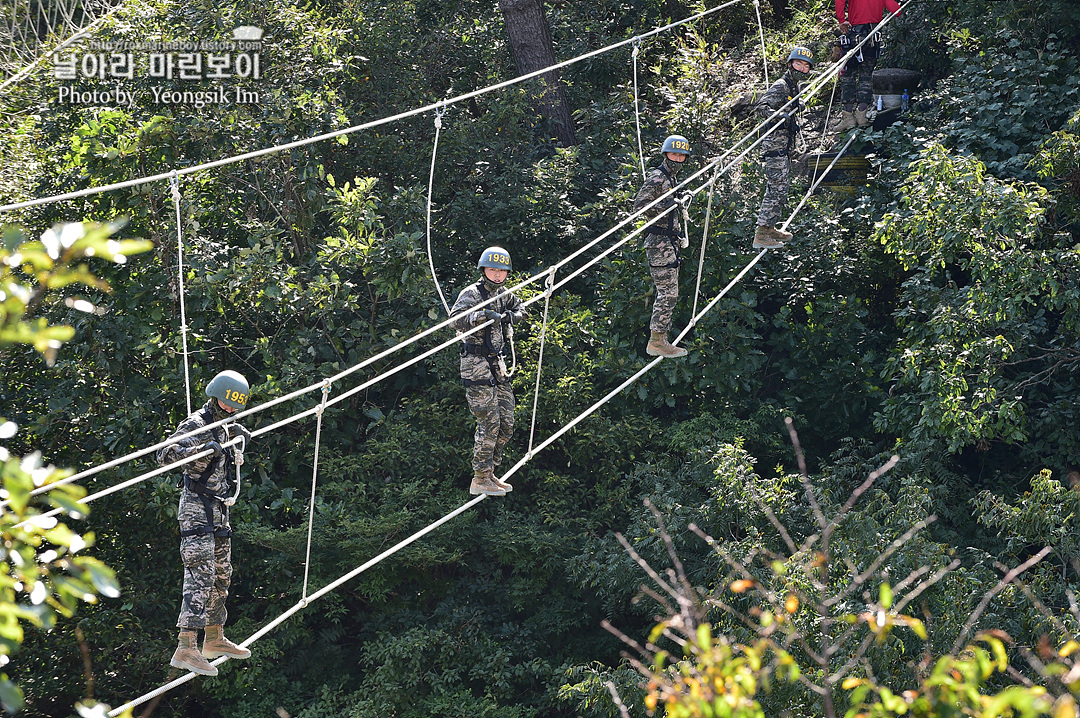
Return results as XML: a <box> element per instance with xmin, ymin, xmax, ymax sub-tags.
<box><xmin>203</xmin><ymin>625</ymin><xmax>251</xmax><ymax>660</ymax></box>
<box><xmin>837</xmin><ymin>110</ymin><xmax>857</xmax><ymax>131</ymax></box>
<box><xmin>491</xmin><ymin>472</ymin><xmax>513</xmax><ymax>493</ymax></box>
<box><xmin>752</xmin><ymin>225</ymin><xmax>790</xmax><ymax>249</ymax></box>
<box><xmin>171</xmin><ymin>631</ymin><xmax>218</xmax><ymax>676</ymax></box>
<box><xmin>470</xmin><ymin>469</ymin><xmax>506</xmax><ymax>496</ymax></box>
<box><xmin>646</xmin><ymin>332</ymin><xmax>688</xmax><ymax>358</ymax></box>
<box><xmin>855</xmin><ymin>108</ymin><xmax>869</xmax><ymax>126</ymax></box>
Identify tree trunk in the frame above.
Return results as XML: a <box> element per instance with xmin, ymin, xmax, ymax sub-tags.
<box><xmin>498</xmin><ymin>0</ymin><xmax>578</xmax><ymax>146</ymax></box>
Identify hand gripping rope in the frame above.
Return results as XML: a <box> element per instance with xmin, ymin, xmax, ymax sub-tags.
<box><xmin>169</xmin><ymin>171</ymin><xmax>193</xmax><ymax>416</ymax></box>
<box><xmin>632</xmin><ymin>38</ymin><xmax>647</xmax><ymax>182</ymax></box>
<box><xmin>426</xmin><ymin>104</ymin><xmax>451</xmax><ymax>316</ymax></box>
<box><xmin>223</xmin><ymin>428</ymin><xmax>245</xmax><ymax>507</ymax></box>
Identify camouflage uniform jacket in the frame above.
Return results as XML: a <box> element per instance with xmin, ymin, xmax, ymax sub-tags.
<box><xmin>451</xmin><ymin>279</ymin><xmax>525</xmax><ymax>357</ymax></box>
<box><xmin>633</xmin><ymin>157</ymin><xmax>682</xmax><ymax>241</ymax></box>
<box><xmin>157</xmin><ymin>399</ymin><xmax>238</xmax><ymax>498</ymax></box>
<box><xmin>756</xmin><ymin>69</ymin><xmax>802</xmax><ymax>155</ymax></box>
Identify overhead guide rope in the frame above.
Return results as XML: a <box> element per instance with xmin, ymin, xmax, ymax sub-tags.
<box><xmin>0</xmin><ymin>0</ymin><xmax>746</xmax><ymax>214</ymax></box>
<box><xmin>168</xmin><ymin>171</ymin><xmax>193</xmax><ymax>415</ymax></box>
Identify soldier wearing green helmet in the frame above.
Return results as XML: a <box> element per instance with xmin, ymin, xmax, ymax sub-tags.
<box><xmin>633</xmin><ymin>134</ymin><xmax>692</xmax><ymax>358</ymax></box>
<box><xmin>753</xmin><ymin>46</ymin><xmax>814</xmax><ymax>249</ymax></box>
<box><xmin>450</xmin><ymin>247</ymin><xmax>526</xmax><ymax>497</ymax></box>
<box><xmin>157</xmin><ymin>370</ymin><xmax>254</xmax><ymax>677</ymax></box>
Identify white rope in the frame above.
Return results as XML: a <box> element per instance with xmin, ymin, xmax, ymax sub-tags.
<box><xmin>527</xmin><ymin>268</ymin><xmax>555</xmax><ymax>456</ymax></box>
<box><xmin>106</xmin><ymin>493</ymin><xmax>487</xmax><ymax>717</ymax></box>
<box><xmin>25</xmin><ymin>11</ymin><xmax>896</xmax><ymax>509</ymax></box>
<box><xmin>426</xmin><ymin>105</ymin><xmax>451</xmax><ymax>316</ymax></box>
<box><xmin>820</xmin><ymin>70</ymin><xmax>840</xmax><ymax>149</ymax></box>
<box><xmin>168</xmin><ymin>171</ymin><xmax>192</xmax><ymax>416</ymax></box>
<box><xmin>301</xmin><ymin>380</ymin><xmax>331</xmax><ymax>600</ymax></box>
<box><xmin>0</xmin><ymin>0</ymin><xmax>746</xmax><ymax>214</ymax></box>
<box><xmin>691</xmin><ymin>163</ymin><xmax>721</xmax><ymax>319</ymax></box>
<box><xmin>632</xmin><ymin>38</ymin><xmax>646</xmax><ymax>182</ymax></box>
<box><xmin>684</xmin><ymin>131</ymin><xmax>859</xmax><ymax>333</ymax></box>
<box><xmin>105</xmin><ymin>119</ymin><xmax>868</xmax><ymax>718</ymax></box>
<box><xmin>753</xmin><ymin>0</ymin><xmax>769</xmax><ymax>87</ymax></box>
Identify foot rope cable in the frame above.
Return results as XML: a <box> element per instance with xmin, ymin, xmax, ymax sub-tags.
<box><xmin>426</xmin><ymin>104</ymin><xmax>452</xmax><ymax>316</ymax></box>
<box><xmin>18</xmin><ymin>8</ymin><xmax>896</xmax><ymax>510</ymax></box>
<box><xmin>105</xmin><ymin>125</ymin><xmax>863</xmax><ymax>715</ymax></box>
<box><xmin>168</xmin><ymin>171</ymin><xmax>193</xmax><ymax>416</ymax></box>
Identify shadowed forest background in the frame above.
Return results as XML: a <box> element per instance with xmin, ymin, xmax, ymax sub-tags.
<box><xmin>2</xmin><ymin>0</ymin><xmax>1080</xmax><ymax>715</ymax></box>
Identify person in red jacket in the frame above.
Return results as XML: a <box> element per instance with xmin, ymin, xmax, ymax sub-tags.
<box><xmin>834</xmin><ymin>0</ymin><xmax>901</xmax><ymax>130</ymax></box>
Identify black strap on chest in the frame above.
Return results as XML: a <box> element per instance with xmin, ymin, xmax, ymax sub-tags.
<box><xmin>178</xmin><ymin>407</ymin><xmax>233</xmax><ymax>539</ymax></box>
<box><xmin>644</xmin><ymin>165</ymin><xmax>682</xmax><ymax>269</ymax></box>
<box><xmin>461</xmin><ymin>281</ymin><xmax>509</xmax><ymax>387</ymax></box>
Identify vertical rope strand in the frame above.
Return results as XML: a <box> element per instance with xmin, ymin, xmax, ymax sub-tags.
<box><xmin>690</xmin><ymin>164</ymin><xmax>721</xmax><ymax>322</ymax></box>
<box><xmin>527</xmin><ymin>268</ymin><xmax>555</xmax><ymax>457</ymax></box>
<box><xmin>301</xmin><ymin>379</ymin><xmax>332</xmax><ymax>601</ymax></box>
<box><xmin>632</xmin><ymin>38</ymin><xmax>646</xmax><ymax>182</ymax></box>
<box><xmin>754</xmin><ymin>0</ymin><xmax>769</xmax><ymax>87</ymax></box>
<box><xmin>169</xmin><ymin>171</ymin><xmax>192</xmax><ymax>415</ymax></box>
<box><xmin>426</xmin><ymin>104</ymin><xmax>451</xmax><ymax>316</ymax></box>
<box><xmin>820</xmin><ymin>72</ymin><xmax>839</xmax><ymax>149</ymax></box>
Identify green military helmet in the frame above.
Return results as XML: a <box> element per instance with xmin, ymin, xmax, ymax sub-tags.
<box><xmin>788</xmin><ymin>46</ymin><xmax>814</xmax><ymax>68</ymax></box>
<box><xmin>661</xmin><ymin>134</ymin><xmax>692</xmax><ymax>156</ymax></box>
<box><xmin>477</xmin><ymin>246</ymin><xmax>512</xmax><ymax>272</ymax></box>
<box><xmin>206</xmin><ymin>370</ymin><xmax>250</xmax><ymax>410</ymax></box>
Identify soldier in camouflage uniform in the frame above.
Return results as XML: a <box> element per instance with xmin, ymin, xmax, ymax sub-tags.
<box><xmin>633</xmin><ymin>134</ymin><xmax>692</xmax><ymax>358</ymax></box>
<box><xmin>754</xmin><ymin>47</ymin><xmax>814</xmax><ymax>249</ymax></box>
<box><xmin>450</xmin><ymin>247</ymin><xmax>526</xmax><ymax>497</ymax></box>
<box><xmin>157</xmin><ymin>370</ymin><xmax>254</xmax><ymax>676</ymax></box>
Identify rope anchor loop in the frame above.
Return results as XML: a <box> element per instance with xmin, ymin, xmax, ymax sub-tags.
<box><xmin>316</xmin><ymin>380</ymin><xmax>332</xmax><ymax>416</ymax></box>
<box><xmin>168</xmin><ymin>170</ymin><xmax>181</xmax><ymax>201</ymax></box>
<box><xmin>434</xmin><ymin>103</ymin><xmax>446</xmax><ymax>129</ymax></box>
<box><xmin>631</xmin><ymin>36</ymin><xmax>641</xmax><ymax>58</ymax></box>
<box><xmin>544</xmin><ymin>267</ymin><xmax>556</xmax><ymax>294</ymax></box>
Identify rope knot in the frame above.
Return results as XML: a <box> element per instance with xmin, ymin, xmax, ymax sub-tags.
<box><xmin>632</xmin><ymin>37</ymin><xmax>641</xmax><ymax>57</ymax></box>
<box><xmin>168</xmin><ymin>170</ymin><xmax>181</xmax><ymax>201</ymax></box>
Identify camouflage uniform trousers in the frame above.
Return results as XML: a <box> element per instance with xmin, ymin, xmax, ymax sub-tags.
<box><xmin>645</xmin><ymin>235</ymin><xmax>680</xmax><ymax>334</ymax></box>
<box><xmin>757</xmin><ymin>154</ymin><xmax>791</xmax><ymax>228</ymax></box>
<box><xmin>462</xmin><ymin>355</ymin><xmax>515</xmax><ymax>473</ymax></box>
<box><xmin>840</xmin><ymin>27</ymin><xmax>878</xmax><ymax>108</ymax></box>
<box><xmin>177</xmin><ymin>490</ymin><xmax>232</xmax><ymax>629</ymax></box>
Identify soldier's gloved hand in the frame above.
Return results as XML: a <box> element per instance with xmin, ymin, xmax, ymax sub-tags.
<box><xmin>201</xmin><ymin>441</ymin><xmax>223</xmax><ymax>457</ymax></box>
<box><xmin>501</xmin><ymin>311</ymin><xmax>516</xmax><ymax>326</ymax></box>
<box><xmin>475</xmin><ymin>309</ymin><xmax>502</xmax><ymax>324</ymax></box>
<box><xmin>229</xmin><ymin>423</ymin><xmax>252</xmax><ymax>444</ymax></box>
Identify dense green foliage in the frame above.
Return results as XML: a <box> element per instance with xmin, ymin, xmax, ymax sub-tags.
<box><xmin>1</xmin><ymin>0</ymin><xmax>1080</xmax><ymax>715</ymax></box>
